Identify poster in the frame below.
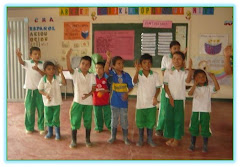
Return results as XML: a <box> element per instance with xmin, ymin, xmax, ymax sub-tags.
<box><xmin>175</xmin><ymin>26</ymin><xmax>187</xmax><ymax>50</ymax></box>
<box><xmin>94</xmin><ymin>30</ymin><xmax>135</xmax><ymax>60</ymax></box>
<box><xmin>199</xmin><ymin>34</ymin><xmax>228</xmax><ymax>55</ymax></box>
<box><xmin>64</xmin><ymin>22</ymin><xmax>90</xmax><ymax>40</ymax></box>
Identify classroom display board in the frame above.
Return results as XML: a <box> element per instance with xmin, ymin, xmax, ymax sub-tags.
<box><xmin>92</xmin><ymin>23</ymin><xmax>188</xmax><ymax>67</ymax></box>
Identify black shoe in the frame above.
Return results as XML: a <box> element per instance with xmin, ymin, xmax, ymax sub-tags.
<box><xmin>202</xmin><ymin>137</ymin><xmax>208</xmax><ymax>153</ymax></box>
<box><xmin>122</xmin><ymin>128</ymin><xmax>131</xmax><ymax>145</ymax></box>
<box><xmin>108</xmin><ymin>128</ymin><xmax>117</xmax><ymax>144</ymax></box>
<box><xmin>188</xmin><ymin>136</ymin><xmax>196</xmax><ymax>151</ymax></box>
<box><xmin>69</xmin><ymin>129</ymin><xmax>77</xmax><ymax>148</ymax></box>
<box><xmin>155</xmin><ymin>130</ymin><xmax>163</xmax><ymax>136</ymax></box>
<box><xmin>86</xmin><ymin>129</ymin><xmax>92</xmax><ymax>147</ymax></box>
<box><xmin>136</xmin><ymin>128</ymin><xmax>144</xmax><ymax>147</ymax></box>
<box><xmin>147</xmin><ymin>129</ymin><xmax>157</xmax><ymax>147</ymax></box>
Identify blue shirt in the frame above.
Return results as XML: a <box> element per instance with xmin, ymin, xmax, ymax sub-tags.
<box><xmin>108</xmin><ymin>69</ymin><xmax>134</xmax><ymax>108</ymax></box>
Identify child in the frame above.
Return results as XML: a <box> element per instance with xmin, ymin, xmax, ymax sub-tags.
<box><xmin>133</xmin><ymin>54</ymin><xmax>161</xmax><ymax>147</ymax></box>
<box><xmin>163</xmin><ymin>51</ymin><xmax>192</xmax><ymax>147</ymax></box>
<box><xmin>16</xmin><ymin>47</ymin><xmax>45</xmax><ymax>134</ymax></box>
<box><xmin>38</xmin><ymin>61</ymin><xmax>66</xmax><ymax>140</ymax></box>
<box><xmin>188</xmin><ymin>70</ymin><xmax>220</xmax><ymax>152</ymax></box>
<box><xmin>104</xmin><ymin>51</ymin><xmax>134</xmax><ymax>145</ymax></box>
<box><xmin>155</xmin><ymin>41</ymin><xmax>181</xmax><ymax>136</ymax></box>
<box><xmin>93</xmin><ymin>62</ymin><xmax>111</xmax><ymax>132</ymax></box>
<box><xmin>66</xmin><ymin>49</ymin><xmax>96</xmax><ymax>148</ymax></box>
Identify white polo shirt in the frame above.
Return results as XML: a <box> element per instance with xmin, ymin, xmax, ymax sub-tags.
<box><xmin>192</xmin><ymin>85</ymin><xmax>217</xmax><ymax>113</ymax></box>
<box><xmin>38</xmin><ymin>75</ymin><xmax>62</xmax><ymax>106</ymax></box>
<box><xmin>136</xmin><ymin>70</ymin><xmax>161</xmax><ymax>109</ymax></box>
<box><xmin>161</xmin><ymin>54</ymin><xmax>173</xmax><ymax>71</ymax></box>
<box><xmin>163</xmin><ymin>67</ymin><xmax>188</xmax><ymax>100</ymax></box>
<box><xmin>22</xmin><ymin>60</ymin><xmax>44</xmax><ymax>90</ymax></box>
<box><xmin>71</xmin><ymin>69</ymin><xmax>96</xmax><ymax>105</ymax></box>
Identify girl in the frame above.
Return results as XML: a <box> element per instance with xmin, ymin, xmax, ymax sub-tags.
<box><xmin>188</xmin><ymin>69</ymin><xmax>220</xmax><ymax>152</ymax></box>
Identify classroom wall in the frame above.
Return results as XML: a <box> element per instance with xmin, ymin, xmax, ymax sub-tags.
<box><xmin>8</xmin><ymin>7</ymin><xmax>233</xmax><ymax>99</ymax></box>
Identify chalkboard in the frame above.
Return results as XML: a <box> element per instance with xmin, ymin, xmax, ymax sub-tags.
<box><xmin>92</xmin><ymin>23</ymin><xmax>188</xmax><ymax>67</ymax></box>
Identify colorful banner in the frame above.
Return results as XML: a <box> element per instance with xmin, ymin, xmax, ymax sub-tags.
<box><xmin>203</xmin><ymin>7</ymin><xmax>214</xmax><ymax>15</ymax></box>
<box><xmin>97</xmin><ymin>7</ymin><xmax>118</xmax><ymax>15</ymax></box>
<box><xmin>151</xmin><ymin>7</ymin><xmax>162</xmax><ymax>14</ymax></box>
<box><xmin>59</xmin><ymin>8</ymin><xmax>89</xmax><ymax>16</ymax></box>
<box><xmin>172</xmin><ymin>7</ymin><xmax>184</xmax><ymax>15</ymax></box>
<box><xmin>94</xmin><ymin>30</ymin><xmax>135</xmax><ymax>60</ymax></box>
<box><xmin>128</xmin><ymin>7</ymin><xmax>139</xmax><ymax>15</ymax></box>
<box><xmin>139</xmin><ymin>7</ymin><xmax>152</xmax><ymax>15</ymax></box>
<box><xmin>143</xmin><ymin>20</ymin><xmax>172</xmax><ymax>28</ymax></box>
<box><xmin>64</xmin><ymin>22</ymin><xmax>90</xmax><ymax>40</ymax></box>
<box><xmin>118</xmin><ymin>7</ymin><xmax>128</xmax><ymax>15</ymax></box>
<box><xmin>192</xmin><ymin>7</ymin><xmax>203</xmax><ymax>15</ymax></box>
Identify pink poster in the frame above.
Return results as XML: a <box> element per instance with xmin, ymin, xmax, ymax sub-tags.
<box><xmin>143</xmin><ymin>20</ymin><xmax>172</xmax><ymax>28</ymax></box>
<box><xmin>94</xmin><ymin>30</ymin><xmax>135</xmax><ymax>60</ymax></box>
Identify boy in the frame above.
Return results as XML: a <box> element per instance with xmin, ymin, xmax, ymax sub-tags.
<box><xmin>93</xmin><ymin>62</ymin><xmax>111</xmax><ymax>132</ymax></box>
<box><xmin>16</xmin><ymin>47</ymin><xmax>45</xmax><ymax>134</ymax></box>
<box><xmin>38</xmin><ymin>61</ymin><xmax>66</xmax><ymax>140</ymax></box>
<box><xmin>155</xmin><ymin>41</ymin><xmax>181</xmax><ymax>137</ymax></box>
<box><xmin>163</xmin><ymin>51</ymin><xmax>192</xmax><ymax>147</ymax></box>
<box><xmin>104</xmin><ymin>51</ymin><xmax>134</xmax><ymax>145</ymax></box>
<box><xmin>66</xmin><ymin>49</ymin><xmax>96</xmax><ymax>148</ymax></box>
<box><xmin>133</xmin><ymin>54</ymin><xmax>161</xmax><ymax>147</ymax></box>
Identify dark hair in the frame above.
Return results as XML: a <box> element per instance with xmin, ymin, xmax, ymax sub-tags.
<box><xmin>173</xmin><ymin>51</ymin><xmax>185</xmax><ymax>60</ymax></box>
<box><xmin>170</xmin><ymin>40</ymin><xmax>181</xmax><ymax>48</ymax></box>
<box><xmin>140</xmin><ymin>53</ymin><xmax>152</xmax><ymax>64</ymax></box>
<box><xmin>30</xmin><ymin>47</ymin><xmax>41</xmax><ymax>54</ymax></box>
<box><xmin>96</xmin><ymin>61</ymin><xmax>105</xmax><ymax>68</ymax></box>
<box><xmin>193</xmin><ymin>69</ymin><xmax>208</xmax><ymax>85</ymax></box>
<box><xmin>43</xmin><ymin>61</ymin><xmax>55</xmax><ymax>70</ymax></box>
<box><xmin>112</xmin><ymin>56</ymin><xmax>123</xmax><ymax>66</ymax></box>
<box><xmin>80</xmin><ymin>56</ymin><xmax>92</xmax><ymax>66</ymax></box>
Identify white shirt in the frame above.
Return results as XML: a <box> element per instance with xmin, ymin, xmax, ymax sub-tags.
<box><xmin>38</xmin><ymin>75</ymin><xmax>62</xmax><ymax>106</ymax></box>
<box><xmin>22</xmin><ymin>60</ymin><xmax>44</xmax><ymax>89</ymax></box>
<box><xmin>71</xmin><ymin>69</ymin><xmax>96</xmax><ymax>105</ymax></box>
<box><xmin>163</xmin><ymin>67</ymin><xmax>188</xmax><ymax>100</ymax></box>
<box><xmin>192</xmin><ymin>85</ymin><xmax>216</xmax><ymax>113</ymax></box>
<box><xmin>136</xmin><ymin>70</ymin><xmax>161</xmax><ymax>109</ymax></box>
<box><xmin>161</xmin><ymin>54</ymin><xmax>173</xmax><ymax>71</ymax></box>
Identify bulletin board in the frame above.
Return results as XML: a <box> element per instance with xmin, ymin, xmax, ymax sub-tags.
<box><xmin>92</xmin><ymin>23</ymin><xmax>188</xmax><ymax>67</ymax></box>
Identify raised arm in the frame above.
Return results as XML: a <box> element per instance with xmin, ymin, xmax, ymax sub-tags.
<box><xmin>66</xmin><ymin>49</ymin><xmax>74</xmax><ymax>74</ymax></box>
<box><xmin>188</xmin><ymin>80</ymin><xmax>198</xmax><ymax>96</ymax></box>
<box><xmin>223</xmin><ymin>45</ymin><xmax>233</xmax><ymax>75</ymax></box>
<box><xmin>133</xmin><ymin>60</ymin><xmax>141</xmax><ymax>84</ymax></box>
<box><xmin>16</xmin><ymin>48</ymin><xmax>25</xmax><ymax>66</ymax></box>
<box><xmin>185</xmin><ymin>58</ymin><xmax>192</xmax><ymax>83</ymax></box>
<box><xmin>104</xmin><ymin>51</ymin><xmax>112</xmax><ymax>75</ymax></box>
<box><xmin>32</xmin><ymin>63</ymin><xmax>45</xmax><ymax>76</ymax></box>
<box><xmin>208</xmin><ymin>73</ymin><xmax>220</xmax><ymax>91</ymax></box>
<box><xmin>58</xmin><ymin>66</ymin><xmax>67</xmax><ymax>86</ymax></box>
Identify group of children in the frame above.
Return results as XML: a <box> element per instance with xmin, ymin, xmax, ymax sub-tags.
<box><xmin>16</xmin><ymin>40</ymin><xmax>220</xmax><ymax>153</ymax></box>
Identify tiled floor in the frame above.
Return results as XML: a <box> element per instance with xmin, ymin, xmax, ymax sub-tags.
<box><xmin>7</xmin><ymin>97</ymin><xmax>233</xmax><ymax>160</ymax></box>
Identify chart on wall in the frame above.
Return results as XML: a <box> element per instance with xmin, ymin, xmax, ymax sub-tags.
<box><xmin>94</xmin><ymin>30</ymin><xmax>135</xmax><ymax>60</ymax></box>
<box><xmin>64</xmin><ymin>22</ymin><xmax>90</xmax><ymax>40</ymax></box>
<box><xmin>199</xmin><ymin>34</ymin><xmax>228</xmax><ymax>55</ymax></box>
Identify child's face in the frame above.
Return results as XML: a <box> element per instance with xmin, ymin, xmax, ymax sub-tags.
<box><xmin>195</xmin><ymin>73</ymin><xmax>207</xmax><ymax>85</ymax></box>
<box><xmin>113</xmin><ymin>59</ymin><xmax>124</xmax><ymax>72</ymax></box>
<box><xmin>79</xmin><ymin>59</ymin><xmax>91</xmax><ymax>73</ymax></box>
<box><xmin>172</xmin><ymin>53</ymin><xmax>184</xmax><ymax>68</ymax></box>
<box><xmin>30</xmin><ymin>50</ymin><xmax>41</xmax><ymax>62</ymax></box>
<box><xmin>44</xmin><ymin>65</ymin><xmax>55</xmax><ymax>77</ymax></box>
<box><xmin>95</xmin><ymin>64</ymin><xmax>104</xmax><ymax>76</ymax></box>
<box><xmin>141</xmin><ymin>59</ymin><xmax>152</xmax><ymax>71</ymax></box>
<box><xmin>170</xmin><ymin>45</ymin><xmax>180</xmax><ymax>55</ymax></box>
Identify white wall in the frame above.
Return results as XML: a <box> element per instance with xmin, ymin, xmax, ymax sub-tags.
<box><xmin>8</xmin><ymin>7</ymin><xmax>233</xmax><ymax>98</ymax></box>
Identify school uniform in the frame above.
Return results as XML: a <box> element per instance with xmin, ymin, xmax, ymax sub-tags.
<box><xmin>92</xmin><ymin>73</ymin><xmax>111</xmax><ymax>131</ymax></box>
<box><xmin>135</xmin><ymin>70</ymin><xmax>161</xmax><ymax>129</ymax></box>
<box><xmin>156</xmin><ymin>54</ymin><xmax>173</xmax><ymax>131</ymax></box>
<box><xmin>38</xmin><ymin>75</ymin><xmax>62</xmax><ymax>127</ymax></box>
<box><xmin>69</xmin><ymin>69</ymin><xmax>96</xmax><ymax>130</ymax></box>
<box><xmin>189</xmin><ymin>85</ymin><xmax>217</xmax><ymax>137</ymax></box>
<box><xmin>163</xmin><ymin>67</ymin><xmax>188</xmax><ymax>140</ymax></box>
<box><xmin>22</xmin><ymin>60</ymin><xmax>44</xmax><ymax>131</ymax></box>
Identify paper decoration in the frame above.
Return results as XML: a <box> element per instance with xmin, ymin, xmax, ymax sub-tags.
<box><xmin>172</xmin><ymin>7</ymin><xmax>184</xmax><ymax>15</ymax></box>
<box><xmin>118</xmin><ymin>7</ymin><xmax>128</xmax><ymax>15</ymax></box>
<box><xmin>224</xmin><ymin>20</ymin><xmax>233</xmax><ymax>26</ymax></box>
<box><xmin>158</xmin><ymin>32</ymin><xmax>173</xmax><ymax>55</ymax></box>
<box><xmin>62</xmin><ymin>41</ymin><xmax>70</xmax><ymax>48</ymax></box>
<box><xmin>73</xmin><ymin>42</ymin><xmax>81</xmax><ymax>48</ymax></box>
<box><xmin>94</xmin><ymin>30</ymin><xmax>135</xmax><ymax>60</ymax></box>
<box><xmin>60</xmin><ymin>8</ymin><xmax>89</xmax><ymax>16</ymax></box>
<box><xmin>175</xmin><ymin>26</ymin><xmax>187</xmax><ymax>50</ymax></box>
<box><xmin>199</xmin><ymin>34</ymin><xmax>228</xmax><ymax>55</ymax></box>
<box><xmin>97</xmin><ymin>7</ymin><xmax>118</xmax><ymax>15</ymax></box>
<box><xmin>128</xmin><ymin>7</ymin><xmax>139</xmax><ymax>15</ymax></box>
<box><xmin>81</xmin><ymin>41</ymin><xmax>89</xmax><ymax>47</ymax></box>
<box><xmin>59</xmin><ymin>8</ymin><xmax>69</xmax><ymax>16</ymax></box>
<box><xmin>91</xmin><ymin>12</ymin><xmax>97</xmax><ymax>21</ymax></box>
<box><xmin>139</xmin><ymin>7</ymin><xmax>152</xmax><ymax>15</ymax></box>
<box><xmin>203</xmin><ymin>7</ymin><xmax>214</xmax><ymax>15</ymax></box>
<box><xmin>141</xmin><ymin>33</ymin><xmax>156</xmax><ymax>56</ymax></box>
<box><xmin>151</xmin><ymin>7</ymin><xmax>162</xmax><ymax>14</ymax></box>
<box><xmin>143</xmin><ymin>20</ymin><xmax>172</xmax><ymax>28</ymax></box>
<box><xmin>162</xmin><ymin>8</ymin><xmax>172</xmax><ymax>14</ymax></box>
<box><xmin>64</xmin><ymin>22</ymin><xmax>90</xmax><ymax>40</ymax></box>
<box><xmin>192</xmin><ymin>7</ymin><xmax>203</xmax><ymax>15</ymax></box>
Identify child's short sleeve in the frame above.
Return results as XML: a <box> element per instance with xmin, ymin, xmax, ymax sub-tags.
<box><xmin>163</xmin><ymin>70</ymin><xmax>169</xmax><ymax>85</ymax></box>
<box><xmin>161</xmin><ymin>56</ymin><xmax>167</xmax><ymax>71</ymax></box>
<box><xmin>154</xmin><ymin>72</ymin><xmax>161</xmax><ymax>88</ymax></box>
<box><xmin>21</xmin><ymin>60</ymin><xmax>29</xmax><ymax>70</ymax></box>
<box><xmin>56</xmin><ymin>75</ymin><xmax>62</xmax><ymax>84</ymax></box>
<box><xmin>38</xmin><ymin>77</ymin><xmax>44</xmax><ymax>91</ymax></box>
<box><xmin>125</xmin><ymin>73</ymin><xmax>134</xmax><ymax>89</ymax></box>
<box><xmin>184</xmin><ymin>70</ymin><xmax>189</xmax><ymax>80</ymax></box>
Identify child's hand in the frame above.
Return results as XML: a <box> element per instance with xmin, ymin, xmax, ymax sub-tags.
<box><xmin>224</xmin><ymin>45</ymin><xmax>232</xmax><ymax>57</ymax></box>
<box><xmin>188</xmin><ymin>58</ymin><xmax>192</xmax><ymax>69</ymax></box>
<box><xmin>82</xmin><ymin>93</ymin><xmax>91</xmax><ymax>100</ymax></box>
<box><xmin>32</xmin><ymin>64</ymin><xmax>39</xmax><ymax>71</ymax></box>
<box><xmin>58</xmin><ymin>66</ymin><xmax>63</xmax><ymax>73</ymax></box>
<box><xmin>134</xmin><ymin>60</ymin><xmax>141</xmax><ymax>72</ymax></box>
<box><xmin>183</xmin><ymin>48</ymin><xmax>187</xmax><ymax>55</ymax></box>
<box><xmin>106</xmin><ymin>50</ymin><xmax>112</xmax><ymax>63</ymax></box>
<box><xmin>208</xmin><ymin>72</ymin><xmax>216</xmax><ymax>79</ymax></box>
<box><xmin>121</xmin><ymin>92</ymin><xmax>128</xmax><ymax>101</ymax></box>
<box><xmin>152</xmin><ymin>97</ymin><xmax>158</xmax><ymax>106</ymax></box>
<box><xmin>16</xmin><ymin>48</ymin><xmax>22</xmax><ymax>57</ymax></box>
<box><xmin>46</xmin><ymin>94</ymin><xmax>51</xmax><ymax>101</ymax></box>
<box><xmin>66</xmin><ymin>48</ymin><xmax>72</xmax><ymax>58</ymax></box>
<box><xmin>169</xmin><ymin>96</ymin><xmax>174</xmax><ymax>107</ymax></box>
<box><xmin>194</xmin><ymin>79</ymin><xmax>199</xmax><ymax>86</ymax></box>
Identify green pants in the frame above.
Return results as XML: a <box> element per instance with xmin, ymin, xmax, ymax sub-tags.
<box><xmin>189</xmin><ymin>112</ymin><xmax>211</xmax><ymax>137</ymax></box>
<box><xmin>164</xmin><ymin>99</ymin><xmax>184</xmax><ymax>140</ymax></box>
<box><xmin>44</xmin><ymin>105</ymin><xmax>60</xmax><ymax>127</ymax></box>
<box><xmin>70</xmin><ymin>102</ymin><xmax>93</xmax><ymax>130</ymax></box>
<box><xmin>136</xmin><ymin>107</ymin><xmax>156</xmax><ymax>129</ymax></box>
<box><xmin>93</xmin><ymin>105</ymin><xmax>111</xmax><ymax>131</ymax></box>
<box><xmin>156</xmin><ymin>89</ymin><xmax>166</xmax><ymax>131</ymax></box>
<box><xmin>24</xmin><ymin>89</ymin><xmax>44</xmax><ymax>131</ymax></box>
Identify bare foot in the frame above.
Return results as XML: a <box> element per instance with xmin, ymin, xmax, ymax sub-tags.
<box><xmin>170</xmin><ymin>139</ymin><xmax>179</xmax><ymax>147</ymax></box>
<box><xmin>166</xmin><ymin>138</ymin><xmax>174</xmax><ymax>146</ymax></box>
